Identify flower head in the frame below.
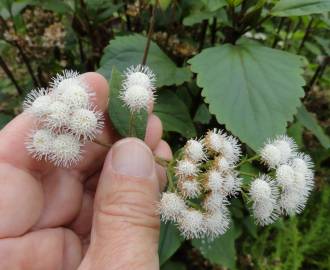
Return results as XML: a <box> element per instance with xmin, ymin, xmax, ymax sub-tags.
<box><xmin>290</xmin><ymin>153</ymin><xmax>313</xmax><ymax>175</ymax></box>
<box><xmin>222</xmin><ymin>173</ymin><xmax>241</xmax><ymax>196</ymax></box>
<box><xmin>50</xmin><ymin>134</ymin><xmax>82</xmax><ymax>167</ymax></box>
<box><xmin>273</xmin><ymin>135</ymin><xmax>297</xmax><ymax>163</ymax></box>
<box><xmin>178</xmin><ymin>209</ymin><xmax>205</xmax><ymax>239</ymax></box>
<box><xmin>45</xmin><ymin>101</ymin><xmax>71</xmax><ymax>129</ymax></box>
<box><xmin>204</xmin><ymin>192</ymin><xmax>228</xmax><ymax>213</ymax></box>
<box><xmin>220</xmin><ymin>135</ymin><xmax>241</xmax><ymax>164</ymax></box>
<box><xmin>158</xmin><ymin>192</ymin><xmax>186</xmax><ymax>223</ymax></box>
<box><xmin>123</xmin><ymin>64</ymin><xmax>156</xmax><ymax>91</ymax></box>
<box><xmin>50</xmin><ymin>69</ymin><xmax>80</xmax><ymax>89</ymax></box>
<box><xmin>179</xmin><ymin>179</ymin><xmax>201</xmax><ymax>199</ymax></box>
<box><xmin>23</xmin><ymin>88</ymin><xmax>52</xmax><ymax>117</ymax></box>
<box><xmin>260</xmin><ymin>143</ymin><xmax>281</xmax><ymax>169</ymax></box>
<box><xmin>120</xmin><ymin>84</ymin><xmax>153</xmax><ymax>113</ymax></box>
<box><xmin>204</xmin><ymin>208</ymin><xmax>230</xmax><ymax>239</ymax></box>
<box><xmin>205</xmin><ymin>129</ymin><xmax>224</xmax><ymax>153</ymax></box>
<box><xmin>249</xmin><ymin>175</ymin><xmax>279</xmax><ymax>225</ymax></box>
<box><xmin>69</xmin><ymin>106</ymin><xmax>104</xmax><ymax>140</ymax></box>
<box><xmin>215</xmin><ymin>156</ymin><xmax>231</xmax><ymax>172</ymax></box>
<box><xmin>185</xmin><ymin>139</ymin><xmax>207</xmax><ymax>162</ymax></box>
<box><xmin>206</xmin><ymin>170</ymin><xmax>224</xmax><ymax>192</ymax></box>
<box><xmin>25</xmin><ymin>129</ymin><xmax>54</xmax><ymax>160</ymax></box>
<box><xmin>175</xmin><ymin>159</ymin><xmax>199</xmax><ymax>178</ymax></box>
<box><xmin>276</xmin><ymin>164</ymin><xmax>295</xmax><ymax>189</ymax></box>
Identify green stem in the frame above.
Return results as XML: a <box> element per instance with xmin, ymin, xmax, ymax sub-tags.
<box><xmin>239</xmin><ymin>171</ymin><xmax>257</xmax><ymax>178</ymax></box>
<box><xmin>237</xmin><ymin>155</ymin><xmax>259</xmax><ymax>167</ymax></box>
<box><xmin>128</xmin><ymin>113</ymin><xmax>135</xmax><ymax>136</ymax></box>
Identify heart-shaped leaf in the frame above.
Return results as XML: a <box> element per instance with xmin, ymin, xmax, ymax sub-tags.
<box><xmin>272</xmin><ymin>0</ymin><xmax>330</xmax><ymax>16</ymax></box>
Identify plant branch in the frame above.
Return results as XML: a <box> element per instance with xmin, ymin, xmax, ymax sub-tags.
<box><xmin>0</xmin><ymin>55</ymin><xmax>23</xmax><ymax>95</ymax></box>
<box><xmin>141</xmin><ymin>0</ymin><xmax>158</xmax><ymax>65</ymax></box>
<box><xmin>198</xmin><ymin>20</ymin><xmax>208</xmax><ymax>52</ymax></box>
<box><xmin>297</xmin><ymin>18</ymin><xmax>314</xmax><ymax>54</ymax></box>
<box><xmin>210</xmin><ymin>17</ymin><xmax>217</xmax><ymax>46</ymax></box>
<box><xmin>237</xmin><ymin>155</ymin><xmax>259</xmax><ymax>167</ymax></box>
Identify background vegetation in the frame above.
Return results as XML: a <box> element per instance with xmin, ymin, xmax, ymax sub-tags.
<box><xmin>0</xmin><ymin>0</ymin><xmax>329</xmax><ymax>269</ymax></box>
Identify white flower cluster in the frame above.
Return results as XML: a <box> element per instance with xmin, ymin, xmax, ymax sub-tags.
<box><xmin>24</xmin><ymin>70</ymin><xmax>104</xmax><ymax>167</ymax></box>
<box><xmin>249</xmin><ymin>135</ymin><xmax>314</xmax><ymax>225</ymax></box>
<box><xmin>120</xmin><ymin>65</ymin><xmax>156</xmax><ymax>113</ymax></box>
<box><xmin>159</xmin><ymin>129</ymin><xmax>242</xmax><ymax>239</ymax></box>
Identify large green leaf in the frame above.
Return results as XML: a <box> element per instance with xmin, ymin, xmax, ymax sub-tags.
<box><xmin>108</xmin><ymin>68</ymin><xmax>148</xmax><ymax>140</ymax></box>
<box><xmin>192</xmin><ymin>224</ymin><xmax>241</xmax><ymax>269</ymax></box>
<box><xmin>98</xmin><ymin>34</ymin><xmax>191</xmax><ymax>87</ymax></box>
<box><xmin>272</xmin><ymin>0</ymin><xmax>330</xmax><ymax>16</ymax></box>
<box><xmin>158</xmin><ymin>222</ymin><xmax>184</xmax><ymax>266</ymax></box>
<box><xmin>188</xmin><ymin>42</ymin><xmax>305</xmax><ymax>150</ymax></box>
<box><xmin>296</xmin><ymin>105</ymin><xmax>330</xmax><ymax>149</ymax></box>
<box><xmin>154</xmin><ymin>90</ymin><xmax>196</xmax><ymax>138</ymax></box>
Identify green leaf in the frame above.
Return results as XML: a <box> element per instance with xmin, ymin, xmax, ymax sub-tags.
<box><xmin>0</xmin><ymin>113</ymin><xmax>12</xmax><ymax>129</ymax></box>
<box><xmin>108</xmin><ymin>68</ymin><xmax>148</xmax><ymax>140</ymax></box>
<box><xmin>154</xmin><ymin>90</ymin><xmax>196</xmax><ymax>138</ymax></box>
<box><xmin>202</xmin><ymin>0</ymin><xmax>227</xmax><ymax>11</ymax></box>
<box><xmin>194</xmin><ymin>103</ymin><xmax>212</xmax><ymax>124</ymax></box>
<box><xmin>189</xmin><ymin>42</ymin><xmax>305</xmax><ymax>150</ymax></box>
<box><xmin>183</xmin><ymin>10</ymin><xmax>217</xmax><ymax>26</ymax></box>
<box><xmin>158</xmin><ymin>222</ymin><xmax>184</xmax><ymax>266</ymax></box>
<box><xmin>192</xmin><ymin>224</ymin><xmax>240</xmax><ymax>269</ymax></box>
<box><xmin>287</xmin><ymin>122</ymin><xmax>304</xmax><ymax>148</ymax></box>
<box><xmin>98</xmin><ymin>34</ymin><xmax>191</xmax><ymax>87</ymax></box>
<box><xmin>296</xmin><ymin>105</ymin><xmax>330</xmax><ymax>148</ymax></box>
<box><xmin>161</xmin><ymin>261</ymin><xmax>186</xmax><ymax>270</ymax></box>
<box><xmin>28</xmin><ymin>0</ymin><xmax>72</xmax><ymax>14</ymax></box>
<box><xmin>272</xmin><ymin>0</ymin><xmax>330</xmax><ymax>16</ymax></box>
<box><xmin>243</xmin><ymin>216</ymin><xmax>258</xmax><ymax>238</ymax></box>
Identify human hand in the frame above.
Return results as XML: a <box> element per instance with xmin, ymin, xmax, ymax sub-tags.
<box><xmin>0</xmin><ymin>72</ymin><xmax>172</xmax><ymax>270</ymax></box>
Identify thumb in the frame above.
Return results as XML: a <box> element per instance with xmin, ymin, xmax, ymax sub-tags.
<box><xmin>80</xmin><ymin>138</ymin><xmax>160</xmax><ymax>270</ymax></box>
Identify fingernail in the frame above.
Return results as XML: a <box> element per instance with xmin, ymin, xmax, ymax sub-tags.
<box><xmin>110</xmin><ymin>138</ymin><xmax>154</xmax><ymax>179</ymax></box>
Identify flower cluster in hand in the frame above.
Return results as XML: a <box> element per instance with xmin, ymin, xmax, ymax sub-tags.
<box><xmin>159</xmin><ymin>132</ymin><xmax>314</xmax><ymax>240</ymax></box>
<box><xmin>24</xmin><ymin>70</ymin><xmax>104</xmax><ymax>167</ymax></box>
<box><xmin>159</xmin><ymin>129</ymin><xmax>242</xmax><ymax>239</ymax></box>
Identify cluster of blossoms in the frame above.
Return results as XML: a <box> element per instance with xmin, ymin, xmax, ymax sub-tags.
<box><xmin>250</xmin><ymin>135</ymin><xmax>314</xmax><ymax>225</ymax></box>
<box><xmin>23</xmin><ymin>70</ymin><xmax>104</xmax><ymax>167</ymax></box>
<box><xmin>120</xmin><ymin>64</ymin><xmax>156</xmax><ymax>113</ymax></box>
<box><xmin>159</xmin><ymin>129</ymin><xmax>242</xmax><ymax>239</ymax></box>
<box><xmin>159</xmin><ymin>132</ymin><xmax>314</xmax><ymax>240</ymax></box>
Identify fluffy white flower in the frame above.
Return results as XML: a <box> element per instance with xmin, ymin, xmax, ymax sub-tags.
<box><xmin>222</xmin><ymin>173</ymin><xmax>242</xmax><ymax>196</ymax></box>
<box><xmin>273</xmin><ymin>135</ymin><xmax>297</xmax><ymax>164</ymax></box>
<box><xmin>23</xmin><ymin>88</ymin><xmax>52</xmax><ymax>117</ymax></box>
<box><xmin>50</xmin><ymin>69</ymin><xmax>80</xmax><ymax>89</ymax></box>
<box><xmin>206</xmin><ymin>170</ymin><xmax>224</xmax><ymax>192</ymax></box>
<box><xmin>279</xmin><ymin>189</ymin><xmax>306</xmax><ymax>215</ymax></box>
<box><xmin>120</xmin><ymin>84</ymin><xmax>152</xmax><ymax>113</ymax></box>
<box><xmin>215</xmin><ymin>156</ymin><xmax>231</xmax><ymax>172</ymax></box>
<box><xmin>25</xmin><ymin>129</ymin><xmax>54</xmax><ymax>160</ymax></box>
<box><xmin>220</xmin><ymin>135</ymin><xmax>241</xmax><ymax>164</ymax></box>
<box><xmin>260</xmin><ymin>143</ymin><xmax>281</xmax><ymax>169</ymax></box>
<box><xmin>179</xmin><ymin>179</ymin><xmax>201</xmax><ymax>199</ymax></box>
<box><xmin>276</xmin><ymin>164</ymin><xmax>295</xmax><ymax>189</ymax></box>
<box><xmin>205</xmin><ymin>129</ymin><xmax>224</xmax><ymax>153</ymax></box>
<box><xmin>175</xmin><ymin>159</ymin><xmax>199</xmax><ymax>178</ymax></box>
<box><xmin>50</xmin><ymin>134</ymin><xmax>82</xmax><ymax>167</ymax></box>
<box><xmin>45</xmin><ymin>101</ymin><xmax>71</xmax><ymax>129</ymax></box>
<box><xmin>249</xmin><ymin>175</ymin><xmax>279</xmax><ymax>225</ymax></box>
<box><xmin>159</xmin><ymin>192</ymin><xmax>186</xmax><ymax>223</ymax></box>
<box><xmin>290</xmin><ymin>153</ymin><xmax>313</xmax><ymax>175</ymax></box>
<box><xmin>178</xmin><ymin>209</ymin><xmax>205</xmax><ymax>239</ymax></box>
<box><xmin>204</xmin><ymin>192</ymin><xmax>228</xmax><ymax>213</ymax></box>
<box><xmin>69</xmin><ymin>107</ymin><xmax>104</xmax><ymax>140</ymax></box>
<box><xmin>204</xmin><ymin>208</ymin><xmax>230</xmax><ymax>239</ymax></box>
<box><xmin>123</xmin><ymin>64</ymin><xmax>156</xmax><ymax>91</ymax></box>
<box><xmin>185</xmin><ymin>139</ymin><xmax>207</xmax><ymax>162</ymax></box>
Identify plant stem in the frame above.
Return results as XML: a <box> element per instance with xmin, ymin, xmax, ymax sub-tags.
<box><xmin>297</xmin><ymin>18</ymin><xmax>314</xmax><ymax>54</ymax></box>
<box><xmin>240</xmin><ymin>171</ymin><xmax>257</xmax><ymax>177</ymax></box>
<box><xmin>237</xmin><ymin>155</ymin><xmax>259</xmax><ymax>167</ymax></box>
<box><xmin>198</xmin><ymin>20</ymin><xmax>208</xmax><ymax>52</ymax></box>
<box><xmin>0</xmin><ymin>55</ymin><xmax>23</xmax><ymax>95</ymax></box>
<box><xmin>93</xmin><ymin>139</ymin><xmax>112</xmax><ymax>148</ymax></box>
<box><xmin>141</xmin><ymin>0</ymin><xmax>158</xmax><ymax>65</ymax></box>
<box><xmin>128</xmin><ymin>113</ymin><xmax>135</xmax><ymax>136</ymax></box>
<box><xmin>272</xmin><ymin>17</ymin><xmax>285</xmax><ymax>48</ymax></box>
<box><xmin>124</xmin><ymin>0</ymin><xmax>131</xmax><ymax>32</ymax></box>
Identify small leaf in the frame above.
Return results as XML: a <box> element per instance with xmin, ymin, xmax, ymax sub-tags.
<box><xmin>192</xmin><ymin>224</ymin><xmax>240</xmax><ymax>269</ymax></box>
<box><xmin>202</xmin><ymin>0</ymin><xmax>227</xmax><ymax>11</ymax></box>
<box><xmin>296</xmin><ymin>105</ymin><xmax>330</xmax><ymax>148</ymax></box>
<box><xmin>243</xmin><ymin>216</ymin><xmax>258</xmax><ymax>238</ymax></box>
<box><xmin>98</xmin><ymin>34</ymin><xmax>191</xmax><ymax>87</ymax></box>
<box><xmin>194</xmin><ymin>103</ymin><xmax>212</xmax><ymax>124</ymax></box>
<box><xmin>161</xmin><ymin>261</ymin><xmax>186</xmax><ymax>270</ymax></box>
<box><xmin>272</xmin><ymin>0</ymin><xmax>330</xmax><ymax>16</ymax></box>
<box><xmin>189</xmin><ymin>41</ymin><xmax>305</xmax><ymax>150</ymax></box>
<box><xmin>159</xmin><ymin>222</ymin><xmax>184</xmax><ymax>266</ymax></box>
<box><xmin>108</xmin><ymin>68</ymin><xmax>148</xmax><ymax>140</ymax></box>
<box><xmin>154</xmin><ymin>90</ymin><xmax>196</xmax><ymax>138</ymax></box>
